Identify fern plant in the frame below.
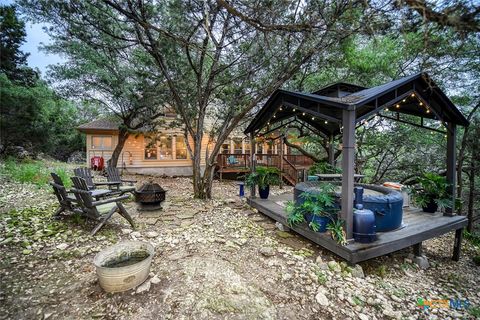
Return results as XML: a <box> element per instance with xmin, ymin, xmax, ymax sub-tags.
<box><xmin>410</xmin><ymin>172</ymin><xmax>453</xmax><ymax>210</ymax></box>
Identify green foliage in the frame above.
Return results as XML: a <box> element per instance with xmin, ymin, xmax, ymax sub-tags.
<box><xmin>410</xmin><ymin>172</ymin><xmax>452</xmax><ymax>210</ymax></box>
<box><xmin>286</xmin><ymin>200</ymin><xmax>305</xmax><ymax>227</ymax></box>
<box><xmin>0</xmin><ymin>5</ymin><xmax>37</xmax><ymax>85</ymax></box>
<box><xmin>286</xmin><ymin>184</ymin><xmax>338</xmax><ymax>231</ymax></box>
<box><xmin>0</xmin><ymin>73</ymin><xmax>86</xmax><ymax>160</ymax></box>
<box><xmin>0</xmin><ymin>158</ymin><xmax>72</xmax><ymax>187</ymax></box>
<box><xmin>245</xmin><ymin>166</ymin><xmax>281</xmax><ymax>190</ymax></box>
<box><xmin>316</xmin><ymin>270</ymin><xmax>327</xmax><ymax>285</ymax></box>
<box><xmin>1</xmin><ymin>206</ymin><xmax>67</xmax><ymax>246</ymax></box>
<box><xmin>308</xmin><ymin>161</ymin><xmax>341</xmax><ymax>175</ymax></box>
<box><xmin>326</xmin><ymin>219</ymin><xmax>347</xmax><ymax>246</ymax></box>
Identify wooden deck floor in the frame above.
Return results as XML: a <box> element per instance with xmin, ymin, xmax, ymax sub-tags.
<box><xmin>248</xmin><ymin>193</ymin><xmax>468</xmax><ymax>264</ymax></box>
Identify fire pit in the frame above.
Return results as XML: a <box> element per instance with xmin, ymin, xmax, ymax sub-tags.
<box><xmin>135</xmin><ymin>181</ymin><xmax>166</xmax><ymax>211</ymax></box>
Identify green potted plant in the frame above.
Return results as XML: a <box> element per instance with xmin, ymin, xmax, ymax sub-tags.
<box><xmin>287</xmin><ymin>183</ymin><xmax>338</xmax><ymax>232</ymax></box>
<box><xmin>410</xmin><ymin>172</ymin><xmax>453</xmax><ymax>213</ymax></box>
<box><xmin>245</xmin><ymin>166</ymin><xmax>281</xmax><ymax>199</ymax></box>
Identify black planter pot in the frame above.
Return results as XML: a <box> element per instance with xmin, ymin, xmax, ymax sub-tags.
<box><xmin>422</xmin><ymin>199</ymin><xmax>438</xmax><ymax>213</ymax></box>
<box><xmin>258</xmin><ymin>185</ymin><xmax>270</xmax><ymax>199</ymax></box>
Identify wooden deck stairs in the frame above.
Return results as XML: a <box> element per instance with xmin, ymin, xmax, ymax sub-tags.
<box><xmin>216</xmin><ymin>153</ymin><xmax>313</xmax><ymax>185</ymax></box>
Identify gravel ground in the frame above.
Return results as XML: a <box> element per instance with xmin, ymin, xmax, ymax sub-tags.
<box><xmin>0</xmin><ymin>173</ymin><xmax>479</xmax><ymax>320</ymax></box>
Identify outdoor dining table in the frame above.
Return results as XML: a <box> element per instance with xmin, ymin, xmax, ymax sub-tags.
<box><xmin>315</xmin><ymin>173</ymin><xmax>365</xmax><ymax>182</ymax></box>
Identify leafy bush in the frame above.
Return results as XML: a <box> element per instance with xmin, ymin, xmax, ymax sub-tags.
<box><xmin>308</xmin><ymin>161</ymin><xmax>341</xmax><ymax>175</ymax></box>
<box><xmin>0</xmin><ymin>158</ymin><xmax>72</xmax><ymax>187</ymax></box>
<box><xmin>245</xmin><ymin>166</ymin><xmax>281</xmax><ymax>189</ymax></box>
<box><xmin>410</xmin><ymin>172</ymin><xmax>452</xmax><ymax>210</ymax></box>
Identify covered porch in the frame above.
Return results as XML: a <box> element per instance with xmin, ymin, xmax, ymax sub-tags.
<box><xmin>244</xmin><ymin>73</ymin><xmax>470</xmax><ymax>263</ymax></box>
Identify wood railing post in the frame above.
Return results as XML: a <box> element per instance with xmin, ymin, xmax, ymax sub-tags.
<box><xmin>446</xmin><ymin>122</ymin><xmax>456</xmax><ymax>216</ymax></box>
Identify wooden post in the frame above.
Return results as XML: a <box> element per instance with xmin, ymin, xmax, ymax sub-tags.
<box><xmin>250</xmin><ymin>132</ymin><xmax>257</xmax><ymax>199</ymax></box>
<box><xmin>413</xmin><ymin>242</ymin><xmax>423</xmax><ymax>257</ymax></box>
<box><xmin>328</xmin><ymin>135</ymin><xmax>335</xmax><ymax>167</ymax></box>
<box><xmin>279</xmin><ymin>135</ymin><xmax>284</xmax><ymax>189</ymax></box>
<box><xmin>446</xmin><ymin>123</ymin><xmax>457</xmax><ymax>216</ymax></box>
<box><xmin>341</xmin><ymin>109</ymin><xmax>356</xmax><ymax>240</ymax></box>
<box><xmin>453</xmin><ymin>228</ymin><xmax>463</xmax><ymax>261</ymax></box>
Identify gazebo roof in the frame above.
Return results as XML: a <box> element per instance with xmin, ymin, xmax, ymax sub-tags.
<box><xmin>245</xmin><ymin>73</ymin><xmax>469</xmax><ymax>137</ymax></box>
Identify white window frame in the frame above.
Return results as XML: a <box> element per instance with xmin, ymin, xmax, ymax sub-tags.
<box><xmin>91</xmin><ymin>135</ymin><xmax>113</xmax><ymax>150</ymax></box>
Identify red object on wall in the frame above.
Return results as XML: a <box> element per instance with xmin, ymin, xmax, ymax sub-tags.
<box><xmin>90</xmin><ymin>156</ymin><xmax>104</xmax><ymax>171</ymax></box>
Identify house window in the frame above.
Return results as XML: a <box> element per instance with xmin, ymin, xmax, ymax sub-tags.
<box><xmin>158</xmin><ymin>134</ymin><xmax>172</xmax><ymax>159</ymax></box>
<box><xmin>266</xmin><ymin>141</ymin><xmax>274</xmax><ymax>154</ymax></box>
<box><xmin>257</xmin><ymin>143</ymin><xmax>263</xmax><ymax>154</ymax></box>
<box><xmin>233</xmin><ymin>138</ymin><xmax>242</xmax><ymax>154</ymax></box>
<box><xmin>91</xmin><ymin>136</ymin><xmax>113</xmax><ymax>150</ymax></box>
<box><xmin>144</xmin><ymin>137</ymin><xmax>157</xmax><ymax>160</ymax></box>
<box><xmin>244</xmin><ymin>139</ymin><xmax>251</xmax><ymax>154</ymax></box>
<box><xmin>221</xmin><ymin>142</ymin><xmax>230</xmax><ymax>154</ymax></box>
<box><xmin>175</xmin><ymin>135</ymin><xmax>187</xmax><ymax>159</ymax></box>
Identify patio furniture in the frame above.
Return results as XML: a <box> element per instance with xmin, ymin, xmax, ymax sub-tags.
<box><xmin>70</xmin><ymin>188</ymin><xmax>135</xmax><ymax>235</ymax></box>
<box><xmin>74</xmin><ymin>167</ymin><xmax>121</xmax><ymax>190</ymax></box>
<box><xmin>105</xmin><ymin>167</ymin><xmax>136</xmax><ymax>195</ymax></box>
<box><xmin>71</xmin><ymin>176</ymin><xmax>114</xmax><ymax>200</ymax></box>
<box><xmin>50</xmin><ymin>173</ymin><xmax>76</xmax><ymax>217</ymax></box>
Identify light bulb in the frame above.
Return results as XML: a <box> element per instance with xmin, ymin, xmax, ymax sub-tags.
<box><xmin>273</xmin><ymin>115</ymin><xmax>276</xmax><ymax>118</ymax></box>
<box><xmin>311</xmin><ymin>117</ymin><xmax>315</xmax><ymax>120</ymax></box>
<box><xmin>402</xmin><ymin>99</ymin><xmax>406</xmax><ymax>102</ymax></box>
<box><xmin>324</xmin><ymin>120</ymin><xmax>328</xmax><ymax>124</ymax></box>
<box><xmin>411</xmin><ymin>93</ymin><xmax>415</xmax><ymax>97</ymax></box>
<box><xmin>396</xmin><ymin>104</ymin><xmax>400</xmax><ymax>109</ymax></box>
<box><xmin>302</xmin><ymin>112</ymin><xmax>305</xmax><ymax>116</ymax></box>
<box><xmin>293</xmin><ymin>108</ymin><xmax>296</xmax><ymax>112</ymax></box>
<box><xmin>419</xmin><ymin>102</ymin><xmax>423</xmax><ymax>106</ymax></box>
<box><xmin>279</xmin><ymin>107</ymin><xmax>283</xmax><ymax>111</ymax></box>
<box><xmin>426</xmin><ymin>109</ymin><xmax>430</xmax><ymax>113</ymax></box>
<box><xmin>385</xmin><ymin>108</ymin><xmax>389</xmax><ymax>111</ymax></box>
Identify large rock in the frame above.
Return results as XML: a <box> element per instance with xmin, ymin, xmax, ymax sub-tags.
<box><xmin>413</xmin><ymin>255</ymin><xmax>430</xmax><ymax>270</ymax></box>
<box><xmin>315</xmin><ymin>288</ymin><xmax>329</xmax><ymax>306</ymax></box>
<box><xmin>351</xmin><ymin>265</ymin><xmax>365</xmax><ymax>278</ymax></box>
<box><xmin>259</xmin><ymin>246</ymin><xmax>276</xmax><ymax>257</ymax></box>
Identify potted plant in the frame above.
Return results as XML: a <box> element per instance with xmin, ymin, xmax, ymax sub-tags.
<box><xmin>245</xmin><ymin>166</ymin><xmax>281</xmax><ymax>199</ymax></box>
<box><xmin>287</xmin><ymin>183</ymin><xmax>338</xmax><ymax>233</ymax></box>
<box><xmin>410</xmin><ymin>172</ymin><xmax>453</xmax><ymax>213</ymax></box>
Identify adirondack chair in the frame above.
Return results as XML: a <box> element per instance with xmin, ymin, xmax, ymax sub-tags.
<box><xmin>70</xmin><ymin>187</ymin><xmax>135</xmax><ymax>235</ymax></box>
<box><xmin>71</xmin><ymin>176</ymin><xmax>113</xmax><ymax>200</ymax></box>
<box><xmin>105</xmin><ymin>167</ymin><xmax>136</xmax><ymax>195</ymax></box>
<box><xmin>50</xmin><ymin>173</ymin><xmax>76</xmax><ymax>218</ymax></box>
<box><xmin>74</xmin><ymin>167</ymin><xmax>117</xmax><ymax>190</ymax></box>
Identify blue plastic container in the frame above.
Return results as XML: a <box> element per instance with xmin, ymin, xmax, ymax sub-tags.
<box><xmin>353</xmin><ymin>187</ymin><xmax>377</xmax><ymax>243</ymax></box>
<box><xmin>304</xmin><ymin>213</ymin><xmax>331</xmax><ymax>233</ymax></box>
<box><xmin>307</xmin><ymin>175</ymin><xmax>319</xmax><ymax>181</ymax></box>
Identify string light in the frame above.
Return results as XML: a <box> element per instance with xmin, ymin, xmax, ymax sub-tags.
<box><xmin>411</xmin><ymin>93</ymin><xmax>415</xmax><ymax>97</ymax></box>
<box><xmin>419</xmin><ymin>102</ymin><xmax>423</xmax><ymax>106</ymax></box>
<box><xmin>293</xmin><ymin>108</ymin><xmax>296</xmax><ymax>112</ymax></box>
<box><xmin>324</xmin><ymin>120</ymin><xmax>328</xmax><ymax>124</ymax></box>
<box><xmin>302</xmin><ymin>112</ymin><xmax>306</xmax><ymax>116</ymax></box>
<box><xmin>385</xmin><ymin>108</ymin><xmax>389</xmax><ymax>111</ymax></box>
<box><xmin>279</xmin><ymin>107</ymin><xmax>283</xmax><ymax>111</ymax></box>
<box><xmin>395</xmin><ymin>104</ymin><xmax>400</xmax><ymax>109</ymax></box>
<box><xmin>311</xmin><ymin>117</ymin><xmax>315</xmax><ymax>120</ymax></box>
<box><xmin>273</xmin><ymin>114</ymin><xmax>276</xmax><ymax>118</ymax></box>
<box><xmin>426</xmin><ymin>109</ymin><xmax>430</xmax><ymax>114</ymax></box>
<box><xmin>402</xmin><ymin>99</ymin><xmax>406</xmax><ymax>102</ymax></box>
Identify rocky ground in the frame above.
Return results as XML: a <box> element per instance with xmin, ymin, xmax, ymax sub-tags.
<box><xmin>0</xmin><ymin>172</ymin><xmax>479</xmax><ymax>320</ymax></box>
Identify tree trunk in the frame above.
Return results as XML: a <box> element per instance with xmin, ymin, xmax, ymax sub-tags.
<box><xmin>110</xmin><ymin>127</ymin><xmax>129</xmax><ymax>168</ymax></box>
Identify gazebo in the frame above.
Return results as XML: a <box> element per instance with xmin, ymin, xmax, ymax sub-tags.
<box><xmin>244</xmin><ymin>72</ymin><xmax>469</xmax><ymax>263</ymax></box>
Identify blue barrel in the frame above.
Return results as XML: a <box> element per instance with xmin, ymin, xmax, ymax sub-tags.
<box><xmin>353</xmin><ymin>187</ymin><xmax>377</xmax><ymax>243</ymax></box>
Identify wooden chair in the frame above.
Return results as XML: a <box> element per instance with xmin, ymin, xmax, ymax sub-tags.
<box><xmin>73</xmin><ymin>167</ymin><xmax>96</xmax><ymax>190</ymax></box>
<box><xmin>50</xmin><ymin>173</ymin><xmax>76</xmax><ymax>218</ymax></box>
<box><xmin>71</xmin><ymin>176</ymin><xmax>114</xmax><ymax>199</ymax></box>
<box><xmin>105</xmin><ymin>167</ymin><xmax>136</xmax><ymax>195</ymax></box>
<box><xmin>70</xmin><ymin>187</ymin><xmax>135</xmax><ymax>235</ymax></box>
